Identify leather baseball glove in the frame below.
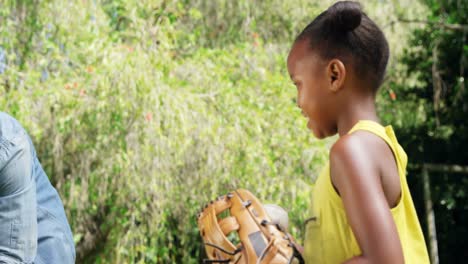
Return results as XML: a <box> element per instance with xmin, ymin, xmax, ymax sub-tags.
<box><xmin>197</xmin><ymin>189</ymin><xmax>304</xmax><ymax>264</ymax></box>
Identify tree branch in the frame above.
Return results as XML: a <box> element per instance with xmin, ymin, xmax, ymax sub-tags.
<box><xmin>387</xmin><ymin>18</ymin><xmax>468</xmax><ymax>32</ymax></box>
<box><xmin>410</xmin><ymin>163</ymin><xmax>468</xmax><ymax>174</ymax></box>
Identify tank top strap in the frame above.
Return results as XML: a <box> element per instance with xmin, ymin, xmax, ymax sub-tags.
<box><xmin>347</xmin><ymin>120</ymin><xmax>394</xmax><ymax>148</ymax></box>
<box><xmin>347</xmin><ymin>120</ymin><xmax>408</xmax><ymax>175</ymax></box>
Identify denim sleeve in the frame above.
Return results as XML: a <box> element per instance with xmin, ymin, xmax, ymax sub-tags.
<box><xmin>0</xmin><ymin>124</ymin><xmax>37</xmax><ymax>263</ymax></box>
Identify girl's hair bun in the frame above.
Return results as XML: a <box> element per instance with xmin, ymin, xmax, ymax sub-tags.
<box><xmin>327</xmin><ymin>1</ymin><xmax>362</xmax><ymax>32</ymax></box>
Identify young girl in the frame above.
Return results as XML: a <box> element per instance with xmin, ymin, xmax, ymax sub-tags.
<box><xmin>287</xmin><ymin>1</ymin><xmax>430</xmax><ymax>263</ymax></box>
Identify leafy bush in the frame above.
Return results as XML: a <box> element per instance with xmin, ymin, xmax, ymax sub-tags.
<box><xmin>0</xmin><ymin>1</ymin><xmax>330</xmax><ymax>262</ymax></box>
<box><xmin>0</xmin><ymin>0</ymin><xmax>431</xmax><ymax>263</ymax></box>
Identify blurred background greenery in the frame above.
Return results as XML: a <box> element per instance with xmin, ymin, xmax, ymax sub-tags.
<box><xmin>0</xmin><ymin>0</ymin><xmax>466</xmax><ymax>263</ymax></box>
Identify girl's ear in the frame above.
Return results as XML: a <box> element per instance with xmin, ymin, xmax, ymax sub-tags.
<box><xmin>327</xmin><ymin>59</ymin><xmax>346</xmax><ymax>92</ymax></box>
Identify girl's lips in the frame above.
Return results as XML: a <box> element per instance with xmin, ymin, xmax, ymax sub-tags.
<box><xmin>300</xmin><ymin>111</ymin><xmax>313</xmax><ymax>129</ymax></box>
<box><xmin>306</xmin><ymin>117</ymin><xmax>315</xmax><ymax>130</ymax></box>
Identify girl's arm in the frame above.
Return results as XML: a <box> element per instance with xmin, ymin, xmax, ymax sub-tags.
<box><xmin>330</xmin><ymin>134</ymin><xmax>404</xmax><ymax>264</ymax></box>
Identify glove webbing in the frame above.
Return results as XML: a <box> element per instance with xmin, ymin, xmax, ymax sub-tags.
<box><xmin>235</xmin><ymin>190</ymin><xmax>304</xmax><ymax>264</ymax></box>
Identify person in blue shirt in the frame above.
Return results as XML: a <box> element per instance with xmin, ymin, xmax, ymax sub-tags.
<box><xmin>0</xmin><ymin>112</ymin><xmax>75</xmax><ymax>263</ymax></box>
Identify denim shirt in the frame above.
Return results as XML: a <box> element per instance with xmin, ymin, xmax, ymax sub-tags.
<box><xmin>0</xmin><ymin>112</ymin><xmax>75</xmax><ymax>263</ymax></box>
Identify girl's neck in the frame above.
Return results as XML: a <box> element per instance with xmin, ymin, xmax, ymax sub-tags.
<box><xmin>336</xmin><ymin>95</ymin><xmax>379</xmax><ymax>137</ymax></box>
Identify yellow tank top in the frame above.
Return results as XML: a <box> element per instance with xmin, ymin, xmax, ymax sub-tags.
<box><xmin>303</xmin><ymin>120</ymin><xmax>429</xmax><ymax>263</ymax></box>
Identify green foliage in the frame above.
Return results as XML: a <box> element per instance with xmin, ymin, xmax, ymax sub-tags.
<box><xmin>381</xmin><ymin>0</ymin><xmax>467</xmax><ymax>163</ymax></box>
<box><xmin>0</xmin><ymin>0</ymin><xmax>455</xmax><ymax>262</ymax></box>
<box><xmin>0</xmin><ymin>1</ymin><xmax>330</xmax><ymax>262</ymax></box>
<box><xmin>174</xmin><ymin>0</ymin><xmax>321</xmax><ymax>49</ymax></box>
<box><xmin>378</xmin><ymin>0</ymin><xmax>468</xmax><ymax>262</ymax></box>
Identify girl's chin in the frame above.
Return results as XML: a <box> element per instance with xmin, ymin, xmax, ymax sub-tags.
<box><xmin>307</xmin><ymin>121</ymin><xmax>329</xmax><ymax>139</ymax></box>
<box><xmin>311</xmin><ymin>130</ymin><xmax>327</xmax><ymax>139</ymax></box>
